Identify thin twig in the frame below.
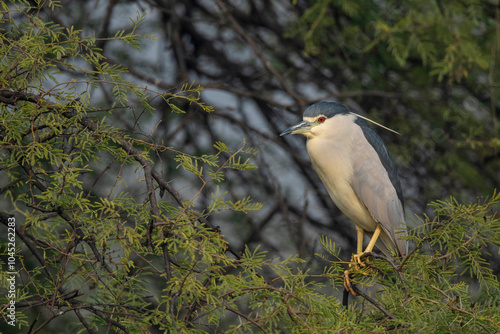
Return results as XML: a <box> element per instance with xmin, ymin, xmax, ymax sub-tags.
<box><xmin>74</xmin><ymin>310</ymin><xmax>97</xmax><ymax>334</ymax></box>
<box><xmin>365</xmin><ymin>252</ymin><xmax>409</xmax><ymax>298</ymax></box>
<box><xmin>214</xmin><ymin>0</ymin><xmax>304</xmax><ymax>105</ymax></box>
<box><xmin>225</xmin><ymin>305</ymin><xmax>270</xmax><ymax>334</ymax></box>
<box><xmin>351</xmin><ymin>285</ymin><xmax>396</xmax><ymax>320</ymax></box>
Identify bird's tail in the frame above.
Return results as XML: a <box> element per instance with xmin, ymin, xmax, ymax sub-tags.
<box><xmin>375</xmin><ymin>227</ymin><xmax>407</xmax><ymax>258</ymax></box>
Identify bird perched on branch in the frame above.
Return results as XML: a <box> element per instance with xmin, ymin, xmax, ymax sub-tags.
<box><xmin>280</xmin><ymin>101</ymin><xmax>407</xmax><ymax>293</ymax></box>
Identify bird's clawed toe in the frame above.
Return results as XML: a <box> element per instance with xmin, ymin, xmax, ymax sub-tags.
<box><xmin>343</xmin><ymin>270</ymin><xmax>357</xmax><ymax>295</ymax></box>
<box><xmin>344</xmin><ymin>253</ymin><xmax>373</xmax><ymax>295</ymax></box>
<box><xmin>352</xmin><ymin>252</ymin><xmax>367</xmax><ymax>267</ymax></box>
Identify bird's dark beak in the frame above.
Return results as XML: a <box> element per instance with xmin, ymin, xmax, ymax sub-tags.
<box><xmin>280</xmin><ymin>120</ymin><xmax>313</xmax><ymax>136</ymax></box>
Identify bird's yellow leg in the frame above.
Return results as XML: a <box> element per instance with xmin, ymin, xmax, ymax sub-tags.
<box><xmin>345</xmin><ymin>225</ymin><xmax>383</xmax><ymax>295</ymax></box>
<box><xmin>352</xmin><ymin>226</ymin><xmax>366</xmax><ymax>266</ymax></box>
<box><xmin>353</xmin><ymin>224</ymin><xmax>382</xmax><ymax>265</ymax></box>
<box><xmin>344</xmin><ymin>226</ymin><xmax>365</xmax><ymax>295</ymax></box>
<box><xmin>356</xmin><ymin>226</ymin><xmax>364</xmax><ymax>254</ymax></box>
<box><xmin>364</xmin><ymin>224</ymin><xmax>382</xmax><ymax>253</ymax></box>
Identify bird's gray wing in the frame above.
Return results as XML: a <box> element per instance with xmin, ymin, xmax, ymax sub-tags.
<box><xmin>350</xmin><ymin>119</ymin><xmax>407</xmax><ymax>256</ymax></box>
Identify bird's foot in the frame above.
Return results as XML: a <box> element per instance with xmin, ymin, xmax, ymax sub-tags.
<box><xmin>352</xmin><ymin>252</ymin><xmax>367</xmax><ymax>267</ymax></box>
<box><xmin>350</xmin><ymin>252</ymin><xmax>373</xmax><ymax>271</ymax></box>
<box><xmin>344</xmin><ymin>253</ymin><xmax>373</xmax><ymax>295</ymax></box>
<box><xmin>343</xmin><ymin>270</ymin><xmax>357</xmax><ymax>296</ymax></box>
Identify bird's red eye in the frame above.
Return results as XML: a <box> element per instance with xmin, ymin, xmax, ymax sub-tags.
<box><xmin>318</xmin><ymin>117</ymin><xmax>326</xmax><ymax>123</ymax></box>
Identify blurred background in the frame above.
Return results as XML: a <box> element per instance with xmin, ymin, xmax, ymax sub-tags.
<box><xmin>26</xmin><ymin>0</ymin><xmax>500</xmax><ymax>267</ymax></box>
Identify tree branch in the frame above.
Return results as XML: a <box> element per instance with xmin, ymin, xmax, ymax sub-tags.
<box><xmin>351</xmin><ymin>285</ymin><xmax>396</xmax><ymax>320</ymax></box>
<box><xmin>214</xmin><ymin>0</ymin><xmax>304</xmax><ymax>105</ymax></box>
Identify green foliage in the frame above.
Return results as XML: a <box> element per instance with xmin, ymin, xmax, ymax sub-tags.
<box><xmin>165</xmin><ymin>83</ymin><xmax>215</xmax><ymax>114</ymax></box>
<box><xmin>289</xmin><ymin>0</ymin><xmax>492</xmax><ymax>83</ymax></box>
<box><xmin>410</xmin><ymin>192</ymin><xmax>500</xmax><ymax>291</ymax></box>
<box><xmin>312</xmin><ymin>193</ymin><xmax>500</xmax><ymax>333</ymax></box>
<box><xmin>0</xmin><ymin>1</ymin><xmax>499</xmax><ymax>333</ymax></box>
<box><xmin>175</xmin><ymin>139</ymin><xmax>258</xmax><ymax>183</ymax></box>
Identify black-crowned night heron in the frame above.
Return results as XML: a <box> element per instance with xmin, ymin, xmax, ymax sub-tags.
<box><xmin>280</xmin><ymin>101</ymin><xmax>407</xmax><ymax>293</ymax></box>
